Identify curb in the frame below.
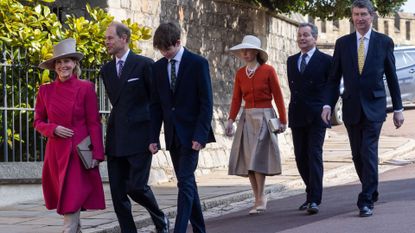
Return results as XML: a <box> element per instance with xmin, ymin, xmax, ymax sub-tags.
<box><xmin>89</xmin><ymin>137</ymin><xmax>415</xmax><ymax>233</ymax></box>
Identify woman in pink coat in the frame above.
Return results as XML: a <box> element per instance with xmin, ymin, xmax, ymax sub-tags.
<box><xmin>34</xmin><ymin>38</ymin><xmax>105</xmax><ymax>233</ymax></box>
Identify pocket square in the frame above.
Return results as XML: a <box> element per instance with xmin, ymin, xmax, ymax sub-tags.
<box><xmin>127</xmin><ymin>78</ymin><xmax>140</xmax><ymax>82</ymax></box>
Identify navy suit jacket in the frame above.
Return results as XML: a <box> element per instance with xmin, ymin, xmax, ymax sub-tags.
<box><xmin>100</xmin><ymin>51</ymin><xmax>154</xmax><ymax>156</ymax></box>
<box><xmin>326</xmin><ymin>31</ymin><xmax>403</xmax><ymax>124</ymax></box>
<box><xmin>287</xmin><ymin>49</ymin><xmax>332</xmax><ymax>128</ymax></box>
<box><xmin>150</xmin><ymin>48</ymin><xmax>215</xmax><ymax>150</ymax></box>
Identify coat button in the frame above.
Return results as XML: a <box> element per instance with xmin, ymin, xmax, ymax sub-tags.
<box><xmin>172</xmin><ymin>107</ymin><xmax>175</xmax><ymax>111</ymax></box>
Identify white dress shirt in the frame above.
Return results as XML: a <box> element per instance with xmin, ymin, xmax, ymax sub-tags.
<box><xmin>297</xmin><ymin>47</ymin><xmax>316</xmax><ymax>72</ymax></box>
<box><xmin>168</xmin><ymin>46</ymin><xmax>184</xmax><ymax>84</ymax></box>
<box><xmin>115</xmin><ymin>49</ymin><xmax>130</xmax><ymax>75</ymax></box>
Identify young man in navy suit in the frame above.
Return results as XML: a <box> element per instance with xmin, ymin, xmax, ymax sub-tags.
<box><xmin>100</xmin><ymin>21</ymin><xmax>169</xmax><ymax>233</ymax></box>
<box><xmin>321</xmin><ymin>0</ymin><xmax>404</xmax><ymax>217</ymax></box>
<box><xmin>149</xmin><ymin>22</ymin><xmax>215</xmax><ymax>233</ymax></box>
<box><xmin>287</xmin><ymin>23</ymin><xmax>332</xmax><ymax>215</ymax></box>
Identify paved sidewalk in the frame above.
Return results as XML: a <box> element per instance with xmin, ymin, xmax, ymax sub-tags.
<box><xmin>0</xmin><ymin>131</ymin><xmax>414</xmax><ymax>233</ymax></box>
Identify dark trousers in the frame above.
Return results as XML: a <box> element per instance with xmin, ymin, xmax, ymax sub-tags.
<box><xmin>291</xmin><ymin>125</ymin><xmax>326</xmax><ymax>204</ymax></box>
<box><xmin>107</xmin><ymin>153</ymin><xmax>166</xmax><ymax>233</ymax></box>
<box><xmin>345</xmin><ymin>110</ymin><xmax>383</xmax><ymax>209</ymax></box>
<box><xmin>169</xmin><ymin>134</ymin><xmax>205</xmax><ymax>233</ymax></box>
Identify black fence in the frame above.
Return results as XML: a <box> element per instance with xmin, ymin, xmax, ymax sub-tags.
<box><xmin>0</xmin><ymin>45</ymin><xmax>110</xmax><ymax>162</ymax></box>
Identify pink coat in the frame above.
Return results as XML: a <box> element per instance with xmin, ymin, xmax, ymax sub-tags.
<box><xmin>34</xmin><ymin>75</ymin><xmax>105</xmax><ymax>214</ymax></box>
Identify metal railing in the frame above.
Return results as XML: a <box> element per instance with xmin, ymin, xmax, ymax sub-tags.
<box><xmin>0</xmin><ymin>45</ymin><xmax>110</xmax><ymax>162</ymax></box>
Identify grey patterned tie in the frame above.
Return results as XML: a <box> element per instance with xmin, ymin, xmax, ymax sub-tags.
<box><xmin>300</xmin><ymin>53</ymin><xmax>307</xmax><ymax>74</ymax></box>
<box><xmin>170</xmin><ymin>59</ymin><xmax>177</xmax><ymax>92</ymax></box>
<box><xmin>117</xmin><ymin>60</ymin><xmax>124</xmax><ymax>78</ymax></box>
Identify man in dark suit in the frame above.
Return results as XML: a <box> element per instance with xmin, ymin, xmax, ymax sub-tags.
<box><xmin>149</xmin><ymin>22</ymin><xmax>215</xmax><ymax>233</ymax></box>
<box><xmin>287</xmin><ymin>23</ymin><xmax>332</xmax><ymax>215</ymax></box>
<box><xmin>100</xmin><ymin>21</ymin><xmax>169</xmax><ymax>233</ymax></box>
<box><xmin>321</xmin><ymin>0</ymin><xmax>404</xmax><ymax>217</ymax></box>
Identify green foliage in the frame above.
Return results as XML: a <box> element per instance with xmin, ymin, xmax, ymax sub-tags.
<box><xmin>0</xmin><ymin>0</ymin><xmax>62</xmax><ymax>63</ymax></box>
<box><xmin>242</xmin><ymin>0</ymin><xmax>406</xmax><ymax>20</ymax></box>
<box><xmin>0</xmin><ymin>0</ymin><xmax>152</xmax><ymax>69</ymax></box>
<box><xmin>64</xmin><ymin>4</ymin><xmax>114</xmax><ymax>67</ymax></box>
<box><xmin>0</xmin><ymin>0</ymin><xmax>152</xmax><ymax>160</ymax></box>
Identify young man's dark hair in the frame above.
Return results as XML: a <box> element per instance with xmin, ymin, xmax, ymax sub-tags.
<box><xmin>149</xmin><ymin>21</ymin><xmax>216</xmax><ymax>233</ymax></box>
<box><xmin>153</xmin><ymin>22</ymin><xmax>181</xmax><ymax>50</ymax></box>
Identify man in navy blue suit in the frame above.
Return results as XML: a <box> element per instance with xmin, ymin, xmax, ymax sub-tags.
<box><xmin>322</xmin><ymin>0</ymin><xmax>404</xmax><ymax>217</ymax></box>
<box><xmin>101</xmin><ymin>21</ymin><xmax>169</xmax><ymax>233</ymax></box>
<box><xmin>287</xmin><ymin>23</ymin><xmax>332</xmax><ymax>215</ymax></box>
<box><xmin>149</xmin><ymin>22</ymin><xmax>215</xmax><ymax>233</ymax></box>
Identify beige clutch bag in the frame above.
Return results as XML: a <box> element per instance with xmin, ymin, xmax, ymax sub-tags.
<box><xmin>76</xmin><ymin>136</ymin><xmax>93</xmax><ymax>169</ymax></box>
<box><xmin>268</xmin><ymin>118</ymin><xmax>281</xmax><ymax>134</ymax></box>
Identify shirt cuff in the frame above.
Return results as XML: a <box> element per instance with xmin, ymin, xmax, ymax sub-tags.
<box><xmin>394</xmin><ymin>108</ymin><xmax>404</xmax><ymax>113</ymax></box>
<box><xmin>323</xmin><ymin>105</ymin><xmax>331</xmax><ymax>109</ymax></box>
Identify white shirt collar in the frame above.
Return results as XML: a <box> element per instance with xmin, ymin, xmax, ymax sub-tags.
<box><xmin>356</xmin><ymin>28</ymin><xmax>372</xmax><ymax>41</ymax></box>
<box><xmin>116</xmin><ymin>49</ymin><xmax>130</xmax><ymax>64</ymax></box>
<box><xmin>301</xmin><ymin>47</ymin><xmax>316</xmax><ymax>58</ymax></box>
<box><xmin>170</xmin><ymin>46</ymin><xmax>184</xmax><ymax>63</ymax></box>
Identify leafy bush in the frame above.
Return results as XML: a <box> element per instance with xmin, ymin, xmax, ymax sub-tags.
<box><xmin>0</xmin><ymin>0</ymin><xmax>152</xmax><ymax>70</ymax></box>
<box><xmin>0</xmin><ymin>0</ymin><xmax>151</xmax><ymax>161</ymax></box>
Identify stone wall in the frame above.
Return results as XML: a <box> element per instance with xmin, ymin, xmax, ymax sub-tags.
<box><xmin>314</xmin><ymin>12</ymin><xmax>415</xmax><ymax>49</ymax></box>
<box><xmin>104</xmin><ymin>0</ymin><xmax>300</xmax><ymax>183</ymax></box>
<box><xmin>0</xmin><ymin>1</ymin><xmax>303</xmax><ymax>207</ymax></box>
<box><xmin>106</xmin><ymin>0</ymin><xmax>162</xmax><ymax>58</ymax></box>
<box><xmin>25</xmin><ymin>0</ymin><xmax>300</xmax><ymax>185</ymax></box>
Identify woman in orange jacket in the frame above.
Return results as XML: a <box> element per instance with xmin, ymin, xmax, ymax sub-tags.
<box><xmin>225</xmin><ymin>35</ymin><xmax>287</xmax><ymax>215</ymax></box>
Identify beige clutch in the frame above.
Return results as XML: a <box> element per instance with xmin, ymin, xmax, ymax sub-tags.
<box><xmin>76</xmin><ymin>136</ymin><xmax>93</xmax><ymax>169</ymax></box>
<box><xmin>268</xmin><ymin>118</ymin><xmax>281</xmax><ymax>134</ymax></box>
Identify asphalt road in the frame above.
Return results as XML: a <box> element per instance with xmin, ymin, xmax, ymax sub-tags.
<box><xmin>204</xmin><ymin>163</ymin><xmax>415</xmax><ymax>233</ymax></box>
<box><xmin>331</xmin><ymin>108</ymin><xmax>415</xmax><ymax>139</ymax></box>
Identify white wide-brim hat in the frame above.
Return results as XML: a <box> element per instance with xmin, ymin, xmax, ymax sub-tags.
<box><xmin>39</xmin><ymin>38</ymin><xmax>84</xmax><ymax>70</ymax></box>
<box><xmin>229</xmin><ymin>35</ymin><xmax>268</xmax><ymax>62</ymax></box>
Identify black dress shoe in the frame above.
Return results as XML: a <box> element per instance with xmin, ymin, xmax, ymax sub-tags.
<box><xmin>359</xmin><ymin>206</ymin><xmax>373</xmax><ymax>217</ymax></box>
<box><xmin>157</xmin><ymin>215</ymin><xmax>170</xmax><ymax>233</ymax></box>
<box><xmin>298</xmin><ymin>202</ymin><xmax>308</xmax><ymax>211</ymax></box>
<box><xmin>307</xmin><ymin>202</ymin><xmax>319</xmax><ymax>214</ymax></box>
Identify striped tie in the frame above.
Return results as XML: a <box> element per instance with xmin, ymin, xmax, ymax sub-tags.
<box><xmin>117</xmin><ymin>60</ymin><xmax>124</xmax><ymax>78</ymax></box>
<box><xmin>170</xmin><ymin>59</ymin><xmax>177</xmax><ymax>92</ymax></box>
<box><xmin>358</xmin><ymin>37</ymin><xmax>365</xmax><ymax>75</ymax></box>
<box><xmin>300</xmin><ymin>53</ymin><xmax>307</xmax><ymax>74</ymax></box>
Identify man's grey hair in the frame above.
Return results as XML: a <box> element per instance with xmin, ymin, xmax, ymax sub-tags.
<box><xmin>108</xmin><ymin>21</ymin><xmax>131</xmax><ymax>42</ymax></box>
<box><xmin>298</xmin><ymin>23</ymin><xmax>318</xmax><ymax>39</ymax></box>
<box><xmin>351</xmin><ymin>0</ymin><xmax>375</xmax><ymax>16</ymax></box>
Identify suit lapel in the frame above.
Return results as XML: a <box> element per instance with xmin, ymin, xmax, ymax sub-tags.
<box><xmin>292</xmin><ymin>52</ymin><xmax>301</xmax><ymax>75</ymax></box>
<box><xmin>175</xmin><ymin>48</ymin><xmax>190</xmax><ymax>95</ymax></box>
<box><xmin>363</xmin><ymin>31</ymin><xmax>377</xmax><ymax>75</ymax></box>
<box><xmin>119</xmin><ymin>52</ymin><xmax>135</xmax><ymax>81</ymax></box>
<box><xmin>304</xmin><ymin>50</ymin><xmax>321</xmax><ymax>75</ymax></box>
<box><xmin>111</xmin><ymin>52</ymin><xmax>136</xmax><ymax>106</ymax></box>
<box><xmin>105</xmin><ymin>59</ymin><xmax>121</xmax><ymax>100</ymax></box>
<box><xmin>348</xmin><ymin>32</ymin><xmax>359</xmax><ymax>76</ymax></box>
<box><xmin>159</xmin><ymin>58</ymin><xmax>173</xmax><ymax>97</ymax></box>
<box><xmin>297</xmin><ymin>50</ymin><xmax>320</xmax><ymax>76</ymax></box>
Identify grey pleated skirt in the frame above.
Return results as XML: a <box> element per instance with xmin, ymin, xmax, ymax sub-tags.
<box><xmin>228</xmin><ymin>108</ymin><xmax>282</xmax><ymax>177</ymax></box>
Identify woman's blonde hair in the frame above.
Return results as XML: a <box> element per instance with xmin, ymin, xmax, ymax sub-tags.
<box><xmin>73</xmin><ymin>59</ymin><xmax>82</xmax><ymax>77</ymax></box>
